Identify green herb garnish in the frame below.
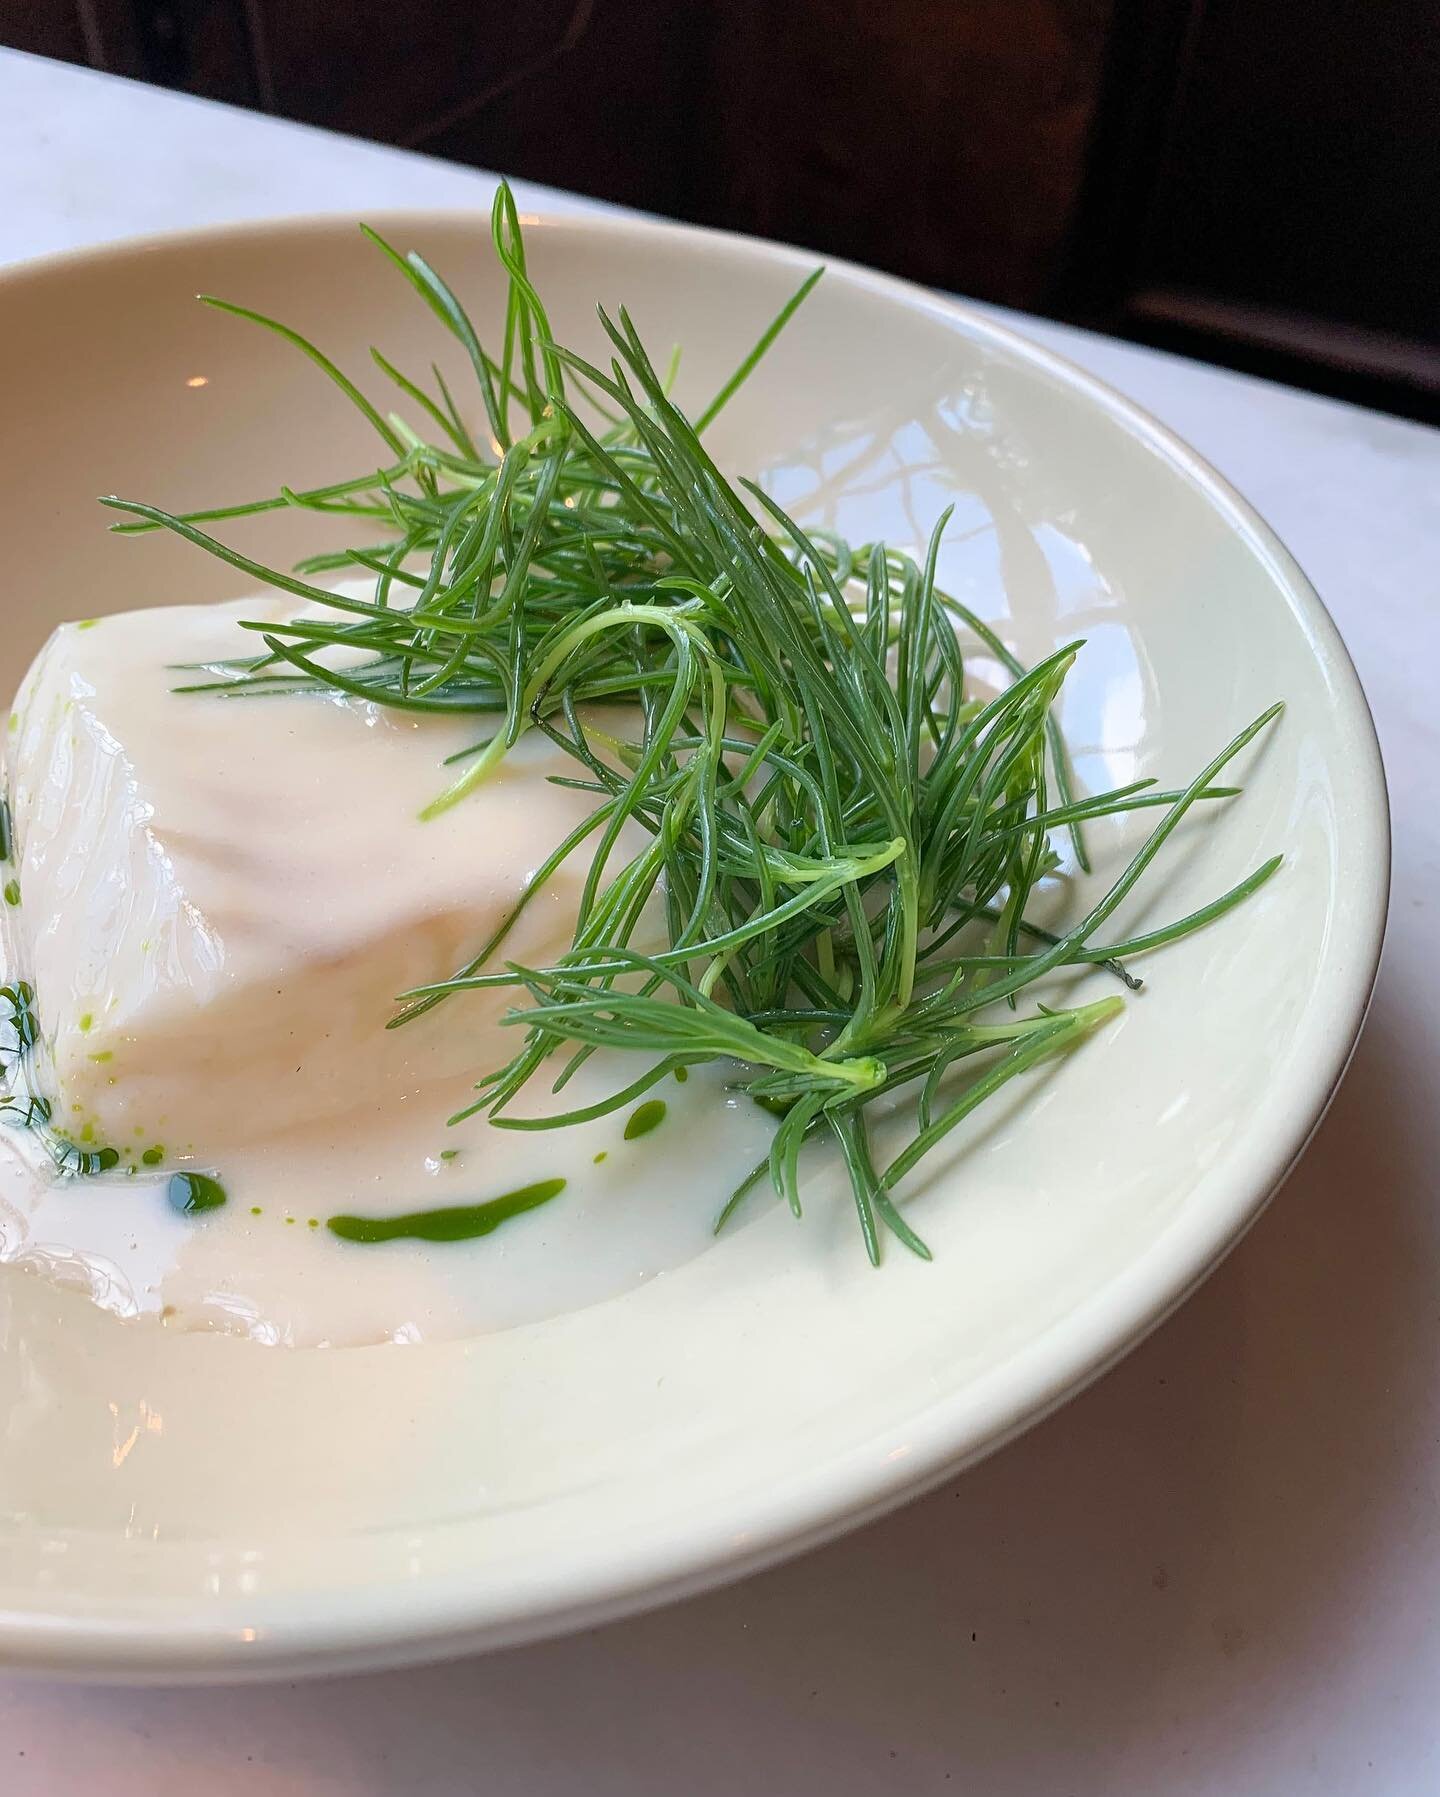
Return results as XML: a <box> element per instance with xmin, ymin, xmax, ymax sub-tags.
<box><xmin>1</xmin><ymin>980</ymin><xmax>38</xmax><ymax>1053</ymax></box>
<box><xmin>103</xmin><ymin>186</ymin><xmax>1282</xmax><ymax>1262</ymax></box>
<box><xmin>0</xmin><ymin>985</ymin><xmax>126</xmax><ymax>1175</ymax></box>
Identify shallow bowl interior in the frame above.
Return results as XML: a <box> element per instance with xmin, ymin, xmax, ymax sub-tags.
<box><xmin>0</xmin><ymin>210</ymin><xmax>1387</xmax><ymax>1679</ymax></box>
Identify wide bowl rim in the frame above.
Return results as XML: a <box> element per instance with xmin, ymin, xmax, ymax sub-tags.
<box><xmin>0</xmin><ymin>203</ymin><xmax>1390</xmax><ymax>1681</ymax></box>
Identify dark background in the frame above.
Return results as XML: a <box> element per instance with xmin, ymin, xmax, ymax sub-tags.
<box><xmin>7</xmin><ymin>0</ymin><xmax>1440</xmax><ymax>423</ymax></box>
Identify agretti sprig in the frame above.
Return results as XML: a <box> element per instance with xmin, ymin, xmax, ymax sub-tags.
<box><xmin>102</xmin><ymin>184</ymin><xmax>1282</xmax><ymax>1261</ymax></box>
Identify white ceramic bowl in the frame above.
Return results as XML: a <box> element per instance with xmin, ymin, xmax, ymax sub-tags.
<box><xmin>0</xmin><ymin>210</ymin><xmax>1387</xmax><ymax>1680</ymax></box>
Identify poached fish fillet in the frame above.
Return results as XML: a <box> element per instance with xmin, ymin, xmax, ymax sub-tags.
<box><xmin>5</xmin><ymin>597</ymin><xmax>600</xmax><ymax>1155</ymax></box>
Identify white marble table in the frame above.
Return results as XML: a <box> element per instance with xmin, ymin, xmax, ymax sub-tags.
<box><xmin>3</xmin><ymin>46</ymin><xmax>1438</xmax><ymax>1796</ymax></box>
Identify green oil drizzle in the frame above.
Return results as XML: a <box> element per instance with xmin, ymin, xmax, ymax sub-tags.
<box><xmin>593</xmin><ymin>1149</ymin><xmax>607</xmax><ymax>1164</ymax></box>
<box><xmin>3</xmin><ymin>880</ymin><xmax>20</xmax><ymax>909</ymax></box>
<box><xmin>75</xmin><ymin>619</ymin><xmax>99</xmax><ymax>631</ymax></box>
<box><xmin>78</xmin><ymin>1012</ymin><xmax>94</xmax><ymax>1033</ymax></box>
<box><xmin>141</xmin><ymin>1144</ymin><xmax>164</xmax><ymax>1166</ymax></box>
<box><xmin>624</xmin><ymin>1099</ymin><xmax>667</xmax><ymax>1141</ymax></box>
<box><xmin>71</xmin><ymin>1146</ymin><xmax>119</xmax><ymax>1174</ymax></box>
<box><xmin>167</xmin><ymin>1172</ymin><xmax>227</xmax><ymax>1216</ymax></box>
<box><xmin>328</xmin><ymin>1177</ymin><xmax>566</xmax><ymax>1245</ymax></box>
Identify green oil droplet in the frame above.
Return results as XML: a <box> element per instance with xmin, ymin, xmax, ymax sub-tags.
<box><xmin>88</xmin><ymin>1050</ymin><xmax>112</xmax><ymax>1064</ymax></box>
<box><xmin>78</xmin><ymin>1013</ymin><xmax>93</xmax><ymax>1033</ymax></box>
<box><xmin>168</xmin><ymin>1172</ymin><xmax>227</xmax><ymax>1216</ymax></box>
<box><xmin>328</xmin><ymin>1178</ymin><xmax>566</xmax><ymax>1245</ymax></box>
<box><xmin>75</xmin><ymin>619</ymin><xmax>98</xmax><ymax>631</ymax></box>
<box><xmin>674</xmin><ymin>1065</ymin><xmax>689</xmax><ymax>1083</ymax></box>
<box><xmin>438</xmin><ymin>1148</ymin><xmax>459</xmax><ymax>1161</ymax></box>
<box><xmin>623</xmin><ymin>1099</ymin><xmax>667</xmax><ymax>1141</ymax></box>
<box><xmin>249</xmin><ymin>1206</ymin><xmax>262</xmax><ymax>1216</ymax></box>
<box><xmin>593</xmin><ymin>1150</ymin><xmax>608</xmax><ymax>1164</ymax></box>
<box><xmin>3</xmin><ymin>880</ymin><xmax>19</xmax><ymax>908</ymax></box>
<box><xmin>73</xmin><ymin>1146</ymin><xmax>119</xmax><ymax>1175</ymax></box>
<box><xmin>141</xmin><ymin>1145</ymin><xmax>164</xmax><ymax>1166</ymax></box>
<box><xmin>307</xmin><ymin>1217</ymin><xmax>319</xmax><ymax>1229</ymax></box>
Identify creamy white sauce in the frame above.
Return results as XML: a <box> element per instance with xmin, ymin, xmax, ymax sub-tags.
<box><xmin>0</xmin><ymin>598</ymin><xmax>774</xmax><ymax>1346</ymax></box>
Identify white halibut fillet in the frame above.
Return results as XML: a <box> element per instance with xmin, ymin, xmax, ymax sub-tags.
<box><xmin>5</xmin><ymin>597</ymin><xmax>601</xmax><ymax>1155</ymax></box>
